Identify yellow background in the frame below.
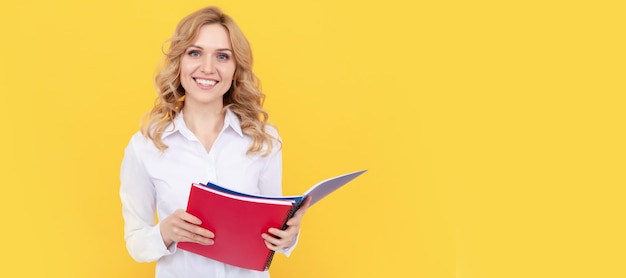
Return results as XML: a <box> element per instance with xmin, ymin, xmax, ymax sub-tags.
<box><xmin>0</xmin><ymin>0</ymin><xmax>624</xmax><ymax>277</ymax></box>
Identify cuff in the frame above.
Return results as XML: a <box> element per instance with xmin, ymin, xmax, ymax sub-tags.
<box><xmin>127</xmin><ymin>223</ymin><xmax>175</xmax><ymax>262</ymax></box>
<box><xmin>155</xmin><ymin>222</ymin><xmax>177</xmax><ymax>256</ymax></box>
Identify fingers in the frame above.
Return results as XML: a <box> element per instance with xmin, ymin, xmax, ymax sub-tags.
<box><xmin>173</xmin><ymin>222</ymin><xmax>214</xmax><ymax>244</ymax></box>
<box><xmin>161</xmin><ymin>210</ymin><xmax>215</xmax><ymax>246</ymax></box>
<box><xmin>268</xmin><ymin>227</ymin><xmax>290</xmax><ymax>239</ymax></box>
<box><xmin>186</xmin><ymin>222</ymin><xmax>215</xmax><ymax>239</ymax></box>
<box><xmin>176</xmin><ymin>227</ymin><xmax>214</xmax><ymax>245</ymax></box>
<box><xmin>262</xmin><ymin>232</ymin><xmax>293</xmax><ymax>251</ymax></box>
<box><xmin>172</xmin><ymin>210</ymin><xmax>215</xmax><ymax>238</ymax></box>
<box><xmin>175</xmin><ymin>209</ymin><xmax>202</xmax><ymax>225</ymax></box>
<box><xmin>261</xmin><ymin>233</ymin><xmax>280</xmax><ymax>248</ymax></box>
<box><xmin>262</xmin><ymin>226</ymin><xmax>298</xmax><ymax>250</ymax></box>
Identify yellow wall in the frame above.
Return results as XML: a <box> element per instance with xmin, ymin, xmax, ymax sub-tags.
<box><xmin>0</xmin><ymin>0</ymin><xmax>624</xmax><ymax>277</ymax></box>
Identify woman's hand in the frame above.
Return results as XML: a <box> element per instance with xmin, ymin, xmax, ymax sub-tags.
<box><xmin>160</xmin><ymin>209</ymin><xmax>215</xmax><ymax>248</ymax></box>
<box><xmin>262</xmin><ymin>196</ymin><xmax>311</xmax><ymax>251</ymax></box>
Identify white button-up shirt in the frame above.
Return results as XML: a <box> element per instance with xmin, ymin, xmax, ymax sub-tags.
<box><xmin>120</xmin><ymin>109</ymin><xmax>292</xmax><ymax>278</ymax></box>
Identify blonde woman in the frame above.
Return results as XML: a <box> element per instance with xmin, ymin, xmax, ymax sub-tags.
<box><xmin>120</xmin><ymin>6</ymin><xmax>309</xmax><ymax>278</ymax></box>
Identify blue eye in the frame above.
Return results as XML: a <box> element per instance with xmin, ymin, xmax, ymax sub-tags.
<box><xmin>217</xmin><ymin>53</ymin><xmax>230</xmax><ymax>60</ymax></box>
<box><xmin>188</xmin><ymin>50</ymin><xmax>201</xmax><ymax>57</ymax></box>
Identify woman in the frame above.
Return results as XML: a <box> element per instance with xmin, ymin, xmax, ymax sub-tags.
<box><xmin>120</xmin><ymin>6</ymin><xmax>309</xmax><ymax>278</ymax></box>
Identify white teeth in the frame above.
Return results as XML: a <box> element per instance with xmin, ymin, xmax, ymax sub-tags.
<box><xmin>196</xmin><ymin>79</ymin><xmax>217</xmax><ymax>86</ymax></box>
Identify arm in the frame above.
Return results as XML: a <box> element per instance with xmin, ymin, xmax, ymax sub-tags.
<box><xmin>121</xmin><ymin>138</ymin><xmax>214</xmax><ymax>262</ymax></box>
<box><xmin>120</xmin><ymin>139</ymin><xmax>169</xmax><ymax>262</ymax></box>
<box><xmin>257</xmin><ymin>133</ymin><xmax>309</xmax><ymax>255</ymax></box>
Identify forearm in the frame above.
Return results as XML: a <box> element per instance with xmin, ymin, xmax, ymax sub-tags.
<box><xmin>124</xmin><ymin>222</ymin><xmax>174</xmax><ymax>262</ymax></box>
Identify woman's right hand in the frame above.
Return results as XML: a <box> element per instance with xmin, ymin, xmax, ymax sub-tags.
<box><xmin>160</xmin><ymin>209</ymin><xmax>215</xmax><ymax>248</ymax></box>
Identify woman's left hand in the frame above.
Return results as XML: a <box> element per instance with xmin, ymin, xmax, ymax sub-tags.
<box><xmin>262</xmin><ymin>196</ymin><xmax>311</xmax><ymax>251</ymax></box>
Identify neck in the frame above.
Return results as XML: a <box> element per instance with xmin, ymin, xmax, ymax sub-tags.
<box><xmin>182</xmin><ymin>102</ymin><xmax>226</xmax><ymax>136</ymax></box>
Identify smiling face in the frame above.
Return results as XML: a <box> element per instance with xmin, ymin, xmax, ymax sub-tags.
<box><xmin>179</xmin><ymin>24</ymin><xmax>236</xmax><ymax>109</ymax></box>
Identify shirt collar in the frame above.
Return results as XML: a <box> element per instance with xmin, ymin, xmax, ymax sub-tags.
<box><xmin>223</xmin><ymin>108</ymin><xmax>243</xmax><ymax>136</ymax></box>
<box><xmin>162</xmin><ymin>108</ymin><xmax>243</xmax><ymax>139</ymax></box>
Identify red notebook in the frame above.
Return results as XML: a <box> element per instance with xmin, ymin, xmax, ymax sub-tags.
<box><xmin>177</xmin><ymin>169</ymin><xmax>367</xmax><ymax>271</ymax></box>
<box><xmin>177</xmin><ymin>184</ymin><xmax>296</xmax><ymax>271</ymax></box>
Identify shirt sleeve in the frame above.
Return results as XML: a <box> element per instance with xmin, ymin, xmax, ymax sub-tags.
<box><xmin>257</xmin><ymin>132</ymin><xmax>283</xmax><ymax>197</ymax></box>
<box><xmin>120</xmin><ymin>137</ymin><xmax>173</xmax><ymax>262</ymax></box>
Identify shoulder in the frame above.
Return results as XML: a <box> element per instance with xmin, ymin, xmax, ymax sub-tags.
<box><xmin>264</xmin><ymin>124</ymin><xmax>280</xmax><ymax>139</ymax></box>
<box><xmin>263</xmin><ymin>124</ymin><xmax>283</xmax><ymax>154</ymax></box>
<box><xmin>127</xmin><ymin>131</ymin><xmax>148</xmax><ymax>146</ymax></box>
<box><xmin>125</xmin><ymin>131</ymin><xmax>159</xmax><ymax>155</ymax></box>
<box><xmin>264</xmin><ymin>124</ymin><xmax>282</xmax><ymax>145</ymax></box>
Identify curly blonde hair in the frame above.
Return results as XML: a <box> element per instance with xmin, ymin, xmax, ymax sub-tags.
<box><xmin>141</xmin><ymin>6</ymin><xmax>278</xmax><ymax>155</ymax></box>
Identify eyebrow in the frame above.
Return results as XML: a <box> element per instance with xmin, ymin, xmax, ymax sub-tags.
<box><xmin>188</xmin><ymin>45</ymin><xmax>233</xmax><ymax>52</ymax></box>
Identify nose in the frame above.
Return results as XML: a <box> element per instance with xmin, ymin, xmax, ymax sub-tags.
<box><xmin>200</xmin><ymin>56</ymin><xmax>215</xmax><ymax>74</ymax></box>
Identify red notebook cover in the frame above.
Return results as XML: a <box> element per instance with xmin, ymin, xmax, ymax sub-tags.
<box><xmin>177</xmin><ymin>183</ymin><xmax>295</xmax><ymax>271</ymax></box>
